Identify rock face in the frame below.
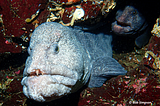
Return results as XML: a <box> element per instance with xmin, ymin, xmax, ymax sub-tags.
<box><xmin>21</xmin><ymin>22</ymin><xmax>126</xmax><ymax>102</ymax></box>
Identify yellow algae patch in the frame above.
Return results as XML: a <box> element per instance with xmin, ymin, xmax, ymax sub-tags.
<box><xmin>145</xmin><ymin>51</ymin><xmax>160</xmax><ymax>70</ymax></box>
<box><xmin>151</xmin><ymin>18</ymin><xmax>160</xmax><ymax>37</ymax></box>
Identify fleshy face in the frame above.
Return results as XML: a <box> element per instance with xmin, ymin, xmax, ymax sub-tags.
<box><xmin>21</xmin><ymin>22</ymin><xmax>84</xmax><ymax>102</ymax></box>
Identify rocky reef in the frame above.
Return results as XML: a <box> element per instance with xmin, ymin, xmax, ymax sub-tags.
<box><xmin>0</xmin><ymin>0</ymin><xmax>116</xmax><ymax>54</ymax></box>
<box><xmin>47</xmin><ymin>0</ymin><xmax>116</xmax><ymax>26</ymax></box>
<box><xmin>0</xmin><ymin>0</ymin><xmax>160</xmax><ymax>105</ymax></box>
<box><xmin>0</xmin><ymin>0</ymin><xmax>49</xmax><ymax>53</ymax></box>
<box><xmin>77</xmin><ymin>17</ymin><xmax>160</xmax><ymax>105</ymax></box>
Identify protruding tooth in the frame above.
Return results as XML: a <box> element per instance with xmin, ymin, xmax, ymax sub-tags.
<box><xmin>29</xmin><ymin>69</ymin><xmax>44</xmax><ymax>76</ymax></box>
<box><xmin>36</xmin><ymin>69</ymin><xmax>39</xmax><ymax>75</ymax></box>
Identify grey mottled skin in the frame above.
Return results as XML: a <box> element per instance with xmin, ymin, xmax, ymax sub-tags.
<box><xmin>112</xmin><ymin>6</ymin><xmax>150</xmax><ymax>48</ymax></box>
<box><xmin>21</xmin><ymin>22</ymin><xmax>126</xmax><ymax>102</ymax></box>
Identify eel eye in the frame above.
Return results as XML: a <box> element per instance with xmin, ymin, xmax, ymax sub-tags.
<box><xmin>54</xmin><ymin>45</ymin><xmax>59</xmax><ymax>54</ymax></box>
<box><xmin>28</xmin><ymin>47</ymin><xmax>32</xmax><ymax>55</ymax></box>
<box><xmin>132</xmin><ymin>10</ymin><xmax>137</xmax><ymax>15</ymax></box>
<box><xmin>55</xmin><ymin>46</ymin><xmax>59</xmax><ymax>52</ymax></box>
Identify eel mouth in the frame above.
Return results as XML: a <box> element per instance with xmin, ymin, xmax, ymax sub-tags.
<box><xmin>111</xmin><ymin>20</ymin><xmax>133</xmax><ymax>35</ymax></box>
<box><xmin>22</xmin><ymin>66</ymin><xmax>78</xmax><ymax>86</ymax></box>
<box><xmin>21</xmin><ymin>74</ymin><xmax>77</xmax><ymax>102</ymax></box>
<box><xmin>21</xmin><ymin>65</ymin><xmax>79</xmax><ymax>102</ymax></box>
<box><xmin>24</xmin><ymin>64</ymin><xmax>78</xmax><ymax>80</ymax></box>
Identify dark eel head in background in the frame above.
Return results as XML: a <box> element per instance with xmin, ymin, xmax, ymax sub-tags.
<box><xmin>111</xmin><ymin>5</ymin><xmax>151</xmax><ymax>48</ymax></box>
<box><xmin>112</xmin><ymin>6</ymin><xmax>147</xmax><ymax>36</ymax></box>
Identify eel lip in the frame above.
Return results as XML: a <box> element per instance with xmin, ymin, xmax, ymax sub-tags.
<box><xmin>21</xmin><ymin>74</ymin><xmax>77</xmax><ymax>102</ymax></box>
<box><xmin>117</xmin><ymin>20</ymin><xmax>131</xmax><ymax>27</ymax></box>
<box><xmin>22</xmin><ymin>74</ymin><xmax>77</xmax><ymax>87</ymax></box>
<box><xmin>111</xmin><ymin>21</ymin><xmax>132</xmax><ymax>35</ymax></box>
